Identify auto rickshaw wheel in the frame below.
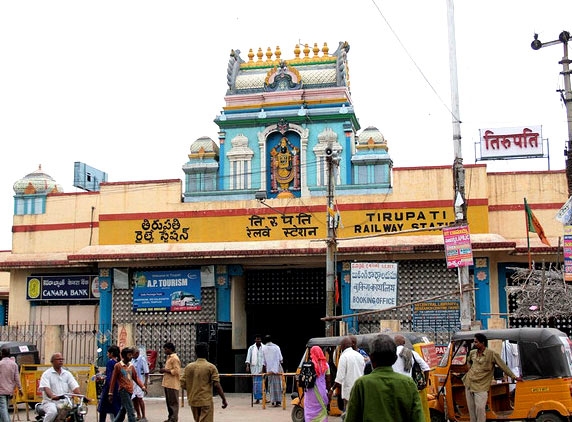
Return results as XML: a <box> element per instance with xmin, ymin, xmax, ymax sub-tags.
<box><xmin>535</xmin><ymin>412</ymin><xmax>566</xmax><ymax>422</ymax></box>
<box><xmin>429</xmin><ymin>409</ymin><xmax>446</xmax><ymax>422</ymax></box>
<box><xmin>291</xmin><ymin>404</ymin><xmax>304</xmax><ymax>422</ymax></box>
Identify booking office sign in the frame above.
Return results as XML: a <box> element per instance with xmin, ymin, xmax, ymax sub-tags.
<box><xmin>132</xmin><ymin>269</ymin><xmax>201</xmax><ymax>312</ymax></box>
<box><xmin>350</xmin><ymin>262</ymin><xmax>398</xmax><ymax>310</ymax></box>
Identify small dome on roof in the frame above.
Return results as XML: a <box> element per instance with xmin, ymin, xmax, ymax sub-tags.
<box><xmin>357</xmin><ymin>126</ymin><xmax>386</xmax><ymax>146</ymax></box>
<box><xmin>13</xmin><ymin>165</ymin><xmax>63</xmax><ymax>195</ymax></box>
<box><xmin>189</xmin><ymin>136</ymin><xmax>220</xmax><ymax>156</ymax></box>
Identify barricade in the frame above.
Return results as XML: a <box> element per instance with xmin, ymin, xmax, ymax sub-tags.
<box><xmin>215</xmin><ymin>372</ymin><xmax>297</xmax><ymax>410</ymax></box>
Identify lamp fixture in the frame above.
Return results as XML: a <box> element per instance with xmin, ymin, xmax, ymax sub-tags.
<box><xmin>254</xmin><ymin>190</ymin><xmax>285</xmax><ymax>215</ymax></box>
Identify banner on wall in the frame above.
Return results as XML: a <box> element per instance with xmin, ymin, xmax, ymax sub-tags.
<box><xmin>412</xmin><ymin>300</ymin><xmax>461</xmax><ymax>333</ymax></box>
<box><xmin>443</xmin><ymin>225</ymin><xmax>474</xmax><ymax>268</ymax></box>
<box><xmin>350</xmin><ymin>262</ymin><xmax>398</xmax><ymax>310</ymax></box>
<box><xmin>26</xmin><ymin>275</ymin><xmax>99</xmax><ymax>301</ymax></box>
<box><xmin>564</xmin><ymin>226</ymin><xmax>572</xmax><ymax>282</ymax></box>
<box><xmin>132</xmin><ymin>269</ymin><xmax>201</xmax><ymax>312</ymax></box>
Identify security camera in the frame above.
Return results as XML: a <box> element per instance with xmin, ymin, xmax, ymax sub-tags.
<box><xmin>531</xmin><ymin>34</ymin><xmax>542</xmax><ymax>50</ymax></box>
<box><xmin>255</xmin><ymin>190</ymin><xmax>267</xmax><ymax>201</ymax></box>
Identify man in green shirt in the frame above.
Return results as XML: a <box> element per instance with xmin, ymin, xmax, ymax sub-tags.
<box><xmin>344</xmin><ymin>334</ymin><xmax>424</xmax><ymax>422</ymax></box>
<box><xmin>463</xmin><ymin>333</ymin><xmax>522</xmax><ymax>422</ymax></box>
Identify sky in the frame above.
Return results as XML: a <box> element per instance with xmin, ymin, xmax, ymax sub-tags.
<box><xmin>0</xmin><ymin>0</ymin><xmax>571</xmax><ymax>251</ymax></box>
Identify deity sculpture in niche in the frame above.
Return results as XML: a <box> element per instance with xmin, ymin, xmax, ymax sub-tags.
<box><xmin>270</xmin><ymin>136</ymin><xmax>300</xmax><ymax>197</ymax></box>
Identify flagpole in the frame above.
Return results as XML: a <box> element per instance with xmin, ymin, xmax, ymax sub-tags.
<box><xmin>525</xmin><ymin>198</ymin><xmax>532</xmax><ymax>269</ymax></box>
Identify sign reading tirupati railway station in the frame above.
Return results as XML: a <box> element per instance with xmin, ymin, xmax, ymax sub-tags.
<box><xmin>99</xmin><ymin>203</ymin><xmax>489</xmax><ymax>245</ymax></box>
<box><xmin>350</xmin><ymin>262</ymin><xmax>398</xmax><ymax>310</ymax></box>
<box><xmin>479</xmin><ymin>125</ymin><xmax>543</xmax><ymax>160</ymax></box>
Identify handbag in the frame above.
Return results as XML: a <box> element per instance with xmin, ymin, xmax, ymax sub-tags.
<box><xmin>411</xmin><ymin>358</ymin><xmax>427</xmax><ymax>390</ymax></box>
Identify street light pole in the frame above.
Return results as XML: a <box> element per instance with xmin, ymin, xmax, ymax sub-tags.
<box><xmin>531</xmin><ymin>30</ymin><xmax>572</xmax><ymax>197</ymax></box>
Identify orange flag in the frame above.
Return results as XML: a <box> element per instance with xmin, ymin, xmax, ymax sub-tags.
<box><xmin>524</xmin><ymin>198</ymin><xmax>550</xmax><ymax>246</ymax></box>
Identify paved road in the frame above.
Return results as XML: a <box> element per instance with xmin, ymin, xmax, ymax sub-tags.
<box><xmin>13</xmin><ymin>393</ymin><xmax>297</xmax><ymax>422</ymax></box>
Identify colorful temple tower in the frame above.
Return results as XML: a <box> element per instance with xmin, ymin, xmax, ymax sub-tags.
<box><xmin>183</xmin><ymin>41</ymin><xmax>392</xmax><ymax>202</ymax></box>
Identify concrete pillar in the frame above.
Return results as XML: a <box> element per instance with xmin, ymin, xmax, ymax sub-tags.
<box><xmin>43</xmin><ymin>325</ymin><xmax>63</xmax><ymax>364</ymax></box>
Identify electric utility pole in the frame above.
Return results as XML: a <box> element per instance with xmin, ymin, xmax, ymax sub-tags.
<box><xmin>447</xmin><ymin>0</ymin><xmax>473</xmax><ymax>330</ymax></box>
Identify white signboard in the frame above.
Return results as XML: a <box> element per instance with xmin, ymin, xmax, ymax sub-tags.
<box><xmin>350</xmin><ymin>262</ymin><xmax>398</xmax><ymax>310</ymax></box>
<box><xmin>479</xmin><ymin>125</ymin><xmax>543</xmax><ymax>159</ymax></box>
<box><xmin>556</xmin><ymin>196</ymin><xmax>572</xmax><ymax>225</ymax></box>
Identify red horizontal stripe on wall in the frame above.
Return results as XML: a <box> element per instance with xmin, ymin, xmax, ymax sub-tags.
<box><xmin>12</xmin><ymin>222</ymin><xmax>97</xmax><ymax>233</ymax></box>
<box><xmin>489</xmin><ymin>202</ymin><xmax>564</xmax><ymax>212</ymax></box>
<box><xmin>99</xmin><ymin>198</ymin><xmax>489</xmax><ymax>221</ymax></box>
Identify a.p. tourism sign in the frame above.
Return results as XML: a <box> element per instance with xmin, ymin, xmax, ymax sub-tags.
<box><xmin>350</xmin><ymin>262</ymin><xmax>398</xmax><ymax>310</ymax></box>
<box><xmin>132</xmin><ymin>269</ymin><xmax>201</xmax><ymax>312</ymax></box>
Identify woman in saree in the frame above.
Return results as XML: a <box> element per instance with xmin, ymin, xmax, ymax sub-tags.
<box><xmin>304</xmin><ymin>345</ymin><xmax>331</xmax><ymax>422</ymax></box>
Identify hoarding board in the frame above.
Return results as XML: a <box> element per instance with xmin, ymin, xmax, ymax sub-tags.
<box><xmin>350</xmin><ymin>262</ymin><xmax>398</xmax><ymax>310</ymax></box>
<box><xmin>132</xmin><ymin>269</ymin><xmax>201</xmax><ymax>312</ymax></box>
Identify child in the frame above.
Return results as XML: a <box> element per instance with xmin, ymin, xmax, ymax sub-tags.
<box><xmin>108</xmin><ymin>347</ymin><xmax>147</xmax><ymax>422</ymax></box>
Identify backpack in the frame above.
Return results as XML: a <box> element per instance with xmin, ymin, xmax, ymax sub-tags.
<box><xmin>411</xmin><ymin>358</ymin><xmax>427</xmax><ymax>390</ymax></box>
<box><xmin>297</xmin><ymin>360</ymin><xmax>317</xmax><ymax>390</ymax></box>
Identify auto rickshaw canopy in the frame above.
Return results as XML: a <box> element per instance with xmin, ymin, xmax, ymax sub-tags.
<box><xmin>451</xmin><ymin>327</ymin><xmax>572</xmax><ymax>379</ymax></box>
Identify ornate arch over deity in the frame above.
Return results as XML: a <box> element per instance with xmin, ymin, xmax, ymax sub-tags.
<box><xmin>270</xmin><ymin>136</ymin><xmax>300</xmax><ymax>197</ymax></box>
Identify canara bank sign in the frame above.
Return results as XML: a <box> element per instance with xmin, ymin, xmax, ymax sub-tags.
<box><xmin>26</xmin><ymin>275</ymin><xmax>99</xmax><ymax>301</ymax></box>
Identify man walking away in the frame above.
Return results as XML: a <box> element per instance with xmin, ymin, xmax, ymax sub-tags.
<box><xmin>181</xmin><ymin>342</ymin><xmax>228</xmax><ymax>421</ymax></box>
<box><xmin>392</xmin><ymin>334</ymin><xmax>431</xmax><ymax>422</ymax></box>
<box><xmin>327</xmin><ymin>336</ymin><xmax>365</xmax><ymax>416</ymax></box>
<box><xmin>345</xmin><ymin>334</ymin><xmax>424</xmax><ymax>422</ymax></box>
<box><xmin>159</xmin><ymin>342</ymin><xmax>181</xmax><ymax>422</ymax></box>
<box><xmin>262</xmin><ymin>335</ymin><xmax>283</xmax><ymax>407</ymax></box>
<box><xmin>0</xmin><ymin>348</ymin><xmax>23</xmax><ymax>422</ymax></box>
<box><xmin>392</xmin><ymin>334</ymin><xmax>430</xmax><ymax>378</ymax></box>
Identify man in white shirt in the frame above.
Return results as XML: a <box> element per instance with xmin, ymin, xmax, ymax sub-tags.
<box><xmin>245</xmin><ymin>334</ymin><xmax>265</xmax><ymax>404</ymax></box>
<box><xmin>39</xmin><ymin>353</ymin><xmax>82</xmax><ymax>422</ymax></box>
<box><xmin>262</xmin><ymin>335</ymin><xmax>283</xmax><ymax>407</ymax></box>
<box><xmin>327</xmin><ymin>336</ymin><xmax>365</xmax><ymax>413</ymax></box>
<box><xmin>131</xmin><ymin>347</ymin><xmax>150</xmax><ymax>422</ymax></box>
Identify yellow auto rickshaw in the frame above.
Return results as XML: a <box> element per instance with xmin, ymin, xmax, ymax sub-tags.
<box><xmin>428</xmin><ymin>327</ymin><xmax>572</xmax><ymax>422</ymax></box>
<box><xmin>290</xmin><ymin>332</ymin><xmax>437</xmax><ymax>422</ymax></box>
